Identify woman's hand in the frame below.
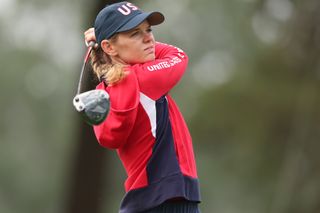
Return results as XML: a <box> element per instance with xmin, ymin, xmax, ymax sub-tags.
<box><xmin>84</xmin><ymin>28</ymin><xmax>98</xmax><ymax>48</ymax></box>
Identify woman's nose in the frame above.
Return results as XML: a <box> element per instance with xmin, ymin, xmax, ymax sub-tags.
<box><xmin>143</xmin><ymin>31</ymin><xmax>153</xmax><ymax>42</ymax></box>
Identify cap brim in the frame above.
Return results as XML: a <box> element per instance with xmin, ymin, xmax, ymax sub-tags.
<box><xmin>117</xmin><ymin>12</ymin><xmax>165</xmax><ymax>33</ymax></box>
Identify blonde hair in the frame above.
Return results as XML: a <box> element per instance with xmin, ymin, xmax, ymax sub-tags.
<box><xmin>90</xmin><ymin>37</ymin><xmax>127</xmax><ymax>85</ymax></box>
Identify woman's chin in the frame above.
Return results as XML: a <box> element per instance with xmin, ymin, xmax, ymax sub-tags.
<box><xmin>128</xmin><ymin>55</ymin><xmax>156</xmax><ymax>64</ymax></box>
<box><xmin>144</xmin><ymin>54</ymin><xmax>156</xmax><ymax>62</ymax></box>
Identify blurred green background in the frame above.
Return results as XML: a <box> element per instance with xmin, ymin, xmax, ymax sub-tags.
<box><xmin>1</xmin><ymin>0</ymin><xmax>320</xmax><ymax>212</ymax></box>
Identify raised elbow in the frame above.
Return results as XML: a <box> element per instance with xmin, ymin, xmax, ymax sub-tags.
<box><xmin>93</xmin><ymin>124</ymin><xmax>126</xmax><ymax>149</ymax></box>
<box><xmin>96</xmin><ymin>134</ymin><xmax>124</xmax><ymax>149</ymax></box>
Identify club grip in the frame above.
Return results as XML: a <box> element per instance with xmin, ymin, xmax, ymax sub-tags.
<box><xmin>85</xmin><ymin>41</ymin><xmax>97</xmax><ymax>48</ymax></box>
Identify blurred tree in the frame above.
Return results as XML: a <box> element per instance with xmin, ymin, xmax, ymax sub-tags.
<box><xmin>64</xmin><ymin>1</ymin><xmax>124</xmax><ymax>213</ymax></box>
<box><xmin>189</xmin><ymin>0</ymin><xmax>320</xmax><ymax>213</ymax></box>
<box><xmin>269</xmin><ymin>1</ymin><xmax>320</xmax><ymax>213</ymax></box>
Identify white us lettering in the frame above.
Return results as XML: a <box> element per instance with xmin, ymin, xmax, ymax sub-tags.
<box><xmin>118</xmin><ymin>5</ymin><xmax>131</xmax><ymax>15</ymax></box>
<box><xmin>118</xmin><ymin>3</ymin><xmax>138</xmax><ymax>15</ymax></box>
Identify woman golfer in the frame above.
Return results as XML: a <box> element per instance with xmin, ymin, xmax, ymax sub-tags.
<box><xmin>84</xmin><ymin>1</ymin><xmax>201</xmax><ymax>212</ymax></box>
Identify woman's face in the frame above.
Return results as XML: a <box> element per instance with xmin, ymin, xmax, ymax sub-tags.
<box><xmin>106</xmin><ymin>21</ymin><xmax>156</xmax><ymax>65</ymax></box>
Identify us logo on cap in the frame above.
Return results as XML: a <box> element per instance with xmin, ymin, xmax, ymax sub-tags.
<box><xmin>118</xmin><ymin>2</ymin><xmax>139</xmax><ymax>15</ymax></box>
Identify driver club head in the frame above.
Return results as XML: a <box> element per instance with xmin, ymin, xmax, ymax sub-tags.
<box><xmin>73</xmin><ymin>89</ymin><xmax>110</xmax><ymax>125</ymax></box>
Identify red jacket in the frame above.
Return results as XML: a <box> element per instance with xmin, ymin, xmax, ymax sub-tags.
<box><xmin>93</xmin><ymin>42</ymin><xmax>200</xmax><ymax>213</ymax></box>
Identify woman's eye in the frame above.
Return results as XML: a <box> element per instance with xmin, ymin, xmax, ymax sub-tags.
<box><xmin>147</xmin><ymin>28</ymin><xmax>152</xmax><ymax>33</ymax></box>
<box><xmin>131</xmin><ymin>31</ymin><xmax>139</xmax><ymax>37</ymax></box>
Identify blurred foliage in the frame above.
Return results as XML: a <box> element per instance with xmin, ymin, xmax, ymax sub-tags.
<box><xmin>0</xmin><ymin>0</ymin><xmax>320</xmax><ymax>213</ymax></box>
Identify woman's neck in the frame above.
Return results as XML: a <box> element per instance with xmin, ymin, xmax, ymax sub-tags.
<box><xmin>111</xmin><ymin>56</ymin><xmax>127</xmax><ymax>65</ymax></box>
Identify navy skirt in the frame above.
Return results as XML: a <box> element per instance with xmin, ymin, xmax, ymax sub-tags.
<box><xmin>142</xmin><ymin>200</ymin><xmax>201</xmax><ymax>213</ymax></box>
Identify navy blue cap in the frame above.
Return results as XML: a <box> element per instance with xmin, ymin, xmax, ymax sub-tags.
<box><xmin>94</xmin><ymin>1</ymin><xmax>165</xmax><ymax>45</ymax></box>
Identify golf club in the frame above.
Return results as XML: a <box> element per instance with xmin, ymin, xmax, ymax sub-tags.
<box><xmin>73</xmin><ymin>42</ymin><xmax>110</xmax><ymax>125</ymax></box>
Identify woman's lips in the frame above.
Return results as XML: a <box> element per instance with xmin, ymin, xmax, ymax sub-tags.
<box><xmin>144</xmin><ymin>46</ymin><xmax>155</xmax><ymax>53</ymax></box>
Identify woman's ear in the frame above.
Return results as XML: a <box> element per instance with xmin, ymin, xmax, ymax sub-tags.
<box><xmin>101</xmin><ymin>40</ymin><xmax>117</xmax><ymax>56</ymax></box>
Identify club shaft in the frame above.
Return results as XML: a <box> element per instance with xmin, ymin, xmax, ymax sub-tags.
<box><xmin>76</xmin><ymin>46</ymin><xmax>93</xmax><ymax>95</ymax></box>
